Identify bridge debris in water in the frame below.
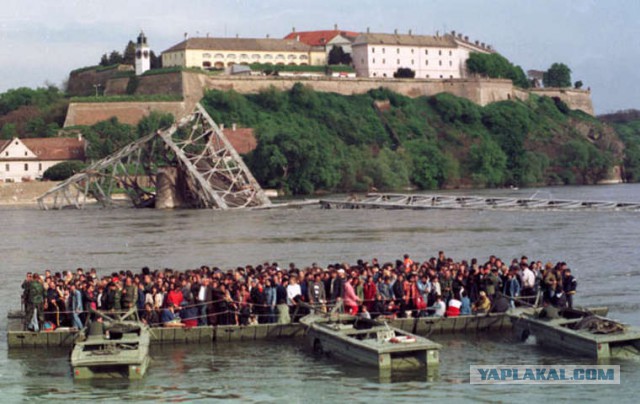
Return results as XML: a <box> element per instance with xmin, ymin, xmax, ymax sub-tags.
<box><xmin>320</xmin><ymin>193</ymin><xmax>640</xmax><ymax>211</ymax></box>
<box><xmin>37</xmin><ymin>104</ymin><xmax>271</xmax><ymax>210</ymax></box>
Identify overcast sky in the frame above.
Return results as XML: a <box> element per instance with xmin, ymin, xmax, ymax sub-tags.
<box><xmin>1</xmin><ymin>0</ymin><xmax>637</xmax><ymax>114</ymax></box>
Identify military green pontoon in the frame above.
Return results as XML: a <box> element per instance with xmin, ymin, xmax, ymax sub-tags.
<box><xmin>70</xmin><ymin>308</ymin><xmax>151</xmax><ymax>379</ymax></box>
<box><xmin>511</xmin><ymin>307</ymin><xmax>640</xmax><ymax>360</ymax></box>
<box><xmin>301</xmin><ymin>309</ymin><xmax>441</xmax><ymax>372</ymax></box>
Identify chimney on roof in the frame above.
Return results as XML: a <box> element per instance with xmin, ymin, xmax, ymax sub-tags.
<box><xmin>232</xmin><ymin>123</ymin><xmax>237</xmax><ymax>131</ymax></box>
<box><xmin>481</xmin><ymin>42</ymin><xmax>485</xmax><ymax>48</ymax></box>
<box><xmin>451</xmin><ymin>30</ymin><xmax>456</xmax><ymax>36</ymax></box>
<box><xmin>184</xmin><ymin>32</ymin><xmax>188</xmax><ymax>40</ymax></box>
<box><xmin>206</xmin><ymin>32</ymin><xmax>210</xmax><ymax>38</ymax></box>
<box><xmin>409</xmin><ymin>29</ymin><xmax>412</xmax><ymax>35</ymax></box>
<box><xmin>464</xmin><ymin>35</ymin><xmax>469</xmax><ymax>41</ymax></box>
<box><xmin>458</xmin><ymin>33</ymin><xmax>462</xmax><ymax>39</ymax></box>
<box><xmin>475</xmin><ymin>40</ymin><xmax>479</xmax><ymax>45</ymax></box>
<box><xmin>394</xmin><ymin>28</ymin><xmax>398</xmax><ymax>35</ymax></box>
<box><xmin>236</xmin><ymin>33</ymin><xmax>239</xmax><ymax>38</ymax></box>
<box><xmin>334</xmin><ymin>23</ymin><xmax>338</xmax><ymax>30</ymax></box>
<box><xmin>266</xmin><ymin>34</ymin><xmax>270</xmax><ymax>38</ymax></box>
<box><xmin>292</xmin><ymin>27</ymin><xmax>296</xmax><ymax>33</ymax></box>
<box><xmin>367</xmin><ymin>27</ymin><xmax>370</xmax><ymax>34</ymax></box>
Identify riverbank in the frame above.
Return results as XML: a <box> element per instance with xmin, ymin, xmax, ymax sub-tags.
<box><xmin>0</xmin><ymin>181</ymin><xmax>60</xmax><ymax>206</ymax></box>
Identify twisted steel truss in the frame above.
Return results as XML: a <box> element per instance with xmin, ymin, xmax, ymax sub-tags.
<box><xmin>37</xmin><ymin>104</ymin><xmax>271</xmax><ymax>210</ymax></box>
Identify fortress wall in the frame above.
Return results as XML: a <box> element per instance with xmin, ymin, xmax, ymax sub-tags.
<box><xmin>64</xmin><ymin>74</ymin><xmax>595</xmax><ymax>128</ymax></box>
<box><xmin>67</xmin><ymin>65</ymin><xmax>134</xmax><ymax>97</ymax></box>
<box><xmin>201</xmin><ymin>75</ymin><xmax>517</xmax><ymax>106</ymax></box>
<box><xmin>530</xmin><ymin>88</ymin><xmax>594</xmax><ymax>115</ymax></box>
<box><xmin>63</xmin><ymin>101</ymin><xmax>187</xmax><ymax>127</ymax></box>
<box><xmin>104</xmin><ymin>77</ymin><xmax>130</xmax><ymax>95</ymax></box>
<box><xmin>135</xmin><ymin>72</ymin><xmax>183</xmax><ymax>96</ymax></box>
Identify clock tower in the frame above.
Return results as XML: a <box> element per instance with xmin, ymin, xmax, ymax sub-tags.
<box><xmin>135</xmin><ymin>31</ymin><xmax>150</xmax><ymax>76</ymax></box>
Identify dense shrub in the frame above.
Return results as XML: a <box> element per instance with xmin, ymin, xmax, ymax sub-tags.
<box><xmin>43</xmin><ymin>160</ymin><xmax>87</xmax><ymax>181</ymax></box>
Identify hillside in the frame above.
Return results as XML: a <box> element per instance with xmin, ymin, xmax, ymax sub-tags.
<box><xmin>200</xmin><ymin>84</ymin><xmax>621</xmax><ymax>194</ymax></box>
<box><xmin>599</xmin><ymin>110</ymin><xmax>640</xmax><ymax>182</ymax></box>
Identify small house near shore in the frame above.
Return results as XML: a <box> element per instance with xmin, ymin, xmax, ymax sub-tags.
<box><xmin>0</xmin><ymin>136</ymin><xmax>87</xmax><ymax>183</ymax></box>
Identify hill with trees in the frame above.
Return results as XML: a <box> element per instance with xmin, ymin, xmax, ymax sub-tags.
<box><xmin>200</xmin><ymin>84</ymin><xmax>621</xmax><ymax>194</ymax></box>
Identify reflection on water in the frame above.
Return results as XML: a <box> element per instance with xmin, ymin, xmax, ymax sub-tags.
<box><xmin>1</xmin><ymin>184</ymin><xmax>640</xmax><ymax>400</ymax></box>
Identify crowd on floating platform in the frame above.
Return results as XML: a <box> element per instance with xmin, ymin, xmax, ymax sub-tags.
<box><xmin>20</xmin><ymin>252</ymin><xmax>577</xmax><ymax>332</ymax></box>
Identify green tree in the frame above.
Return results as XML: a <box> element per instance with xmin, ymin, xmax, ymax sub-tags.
<box><xmin>393</xmin><ymin>68</ymin><xmax>416</xmax><ymax>78</ymax></box>
<box><xmin>406</xmin><ymin>139</ymin><xmax>459</xmax><ymax>189</ymax></box>
<box><xmin>108</xmin><ymin>50</ymin><xmax>124</xmax><ymax>65</ymax></box>
<box><xmin>123</xmin><ymin>40</ymin><xmax>136</xmax><ymax>65</ymax></box>
<box><xmin>574</xmin><ymin>80</ymin><xmax>583</xmax><ymax>89</ymax></box>
<box><xmin>328</xmin><ymin>46</ymin><xmax>352</xmax><ymax>65</ymax></box>
<box><xmin>560</xmin><ymin>139</ymin><xmax>613</xmax><ymax>184</ymax></box>
<box><xmin>468</xmin><ymin>138</ymin><xmax>508</xmax><ymax>187</ymax></box>
<box><xmin>99</xmin><ymin>53</ymin><xmax>110</xmax><ymax>66</ymax></box>
<box><xmin>250</xmin><ymin>128</ymin><xmax>341</xmax><ymax>194</ymax></box>
<box><xmin>0</xmin><ymin>123</ymin><xmax>17</xmax><ymax>139</ymax></box>
<box><xmin>43</xmin><ymin>160</ymin><xmax>87</xmax><ymax>181</ymax></box>
<box><xmin>543</xmin><ymin>63</ymin><xmax>572</xmax><ymax>88</ymax></box>
<box><xmin>150</xmin><ymin>50</ymin><xmax>162</xmax><ymax>69</ymax></box>
<box><xmin>466</xmin><ymin>53</ymin><xmax>530</xmax><ymax>88</ymax></box>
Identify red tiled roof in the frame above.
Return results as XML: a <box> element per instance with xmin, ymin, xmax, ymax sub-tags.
<box><xmin>21</xmin><ymin>138</ymin><xmax>86</xmax><ymax>161</ymax></box>
<box><xmin>221</xmin><ymin>128</ymin><xmax>256</xmax><ymax>155</ymax></box>
<box><xmin>284</xmin><ymin>30</ymin><xmax>360</xmax><ymax>47</ymax></box>
<box><xmin>0</xmin><ymin>140</ymin><xmax>9</xmax><ymax>154</ymax></box>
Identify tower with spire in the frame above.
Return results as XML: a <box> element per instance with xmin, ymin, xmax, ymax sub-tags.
<box><xmin>135</xmin><ymin>31</ymin><xmax>150</xmax><ymax>75</ymax></box>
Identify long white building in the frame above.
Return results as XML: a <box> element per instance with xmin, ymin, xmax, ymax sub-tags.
<box><xmin>351</xmin><ymin>31</ymin><xmax>493</xmax><ymax>79</ymax></box>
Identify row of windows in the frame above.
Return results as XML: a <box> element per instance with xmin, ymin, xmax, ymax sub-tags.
<box><xmin>371</xmin><ymin>47</ymin><xmax>453</xmax><ymax>56</ymax></box>
<box><xmin>4</xmin><ymin>151</ymin><xmax>30</xmax><ymax>157</ymax></box>
<box><xmin>367</xmin><ymin>58</ymin><xmax>454</xmax><ymax>67</ymax></box>
<box><xmin>3</xmin><ymin>163</ymin><xmax>42</xmax><ymax>172</ymax></box>
<box><xmin>202</xmin><ymin>61</ymin><xmax>308</xmax><ymax>68</ymax></box>
<box><xmin>201</xmin><ymin>53</ymin><xmax>307</xmax><ymax>60</ymax></box>
<box><xmin>371</xmin><ymin>73</ymin><xmax>454</xmax><ymax>79</ymax></box>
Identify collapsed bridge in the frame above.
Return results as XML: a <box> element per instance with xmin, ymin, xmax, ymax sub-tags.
<box><xmin>37</xmin><ymin>104</ymin><xmax>271</xmax><ymax>210</ymax></box>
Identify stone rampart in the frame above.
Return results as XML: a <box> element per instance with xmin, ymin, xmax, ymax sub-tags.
<box><xmin>201</xmin><ymin>75</ymin><xmax>518</xmax><ymax>107</ymax></box>
<box><xmin>63</xmin><ymin>72</ymin><xmax>595</xmax><ymax>128</ymax></box>
<box><xmin>529</xmin><ymin>88</ymin><xmax>593</xmax><ymax>115</ymax></box>
<box><xmin>67</xmin><ymin>65</ymin><xmax>134</xmax><ymax>97</ymax></box>
<box><xmin>64</xmin><ymin>101</ymin><xmax>188</xmax><ymax>127</ymax></box>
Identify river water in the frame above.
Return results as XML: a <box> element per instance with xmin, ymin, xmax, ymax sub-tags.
<box><xmin>1</xmin><ymin>184</ymin><xmax>639</xmax><ymax>402</ymax></box>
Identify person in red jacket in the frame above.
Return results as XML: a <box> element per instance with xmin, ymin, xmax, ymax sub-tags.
<box><xmin>166</xmin><ymin>284</ymin><xmax>183</xmax><ymax>308</ymax></box>
<box><xmin>445</xmin><ymin>294</ymin><xmax>462</xmax><ymax>317</ymax></box>
<box><xmin>362</xmin><ymin>276</ymin><xmax>377</xmax><ymax>312</ymax></box>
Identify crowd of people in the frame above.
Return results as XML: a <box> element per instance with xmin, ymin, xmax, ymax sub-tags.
<box><xmin>20</xmin><ymin>251</ymin><xmax>577</xmax><ymax>332</ymax></box>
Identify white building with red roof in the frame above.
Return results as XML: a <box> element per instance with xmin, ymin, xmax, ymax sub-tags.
<box><xmin>283</xmin><ymin>25</ymin><xmax>359</xmax><ymax>57</ymax></box>
<box><xmin>0</xmin><ymin>136</ymin><xmax>86</xmax><ymax>182</ymax></box>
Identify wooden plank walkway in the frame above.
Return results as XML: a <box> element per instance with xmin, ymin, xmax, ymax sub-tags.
<box><xmin>320</xmin><ymin>193</ymin><xmax>640</xmax><ymax>211</ymax></box>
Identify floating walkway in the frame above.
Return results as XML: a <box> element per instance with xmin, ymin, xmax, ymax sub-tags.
<box><xmin>320</xmin><ymin>193</ymin><xmax>640</xmax><ymax>211</ymax></box>
<box><xmin>7</xmin><ymin>312</ymin><xmax>511</xmax><ymax>349</ymax></box>
<box><xmin>6</xmin><ymin>307</ymin><xmax>609</xmax><ymax>349</ymax></box>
